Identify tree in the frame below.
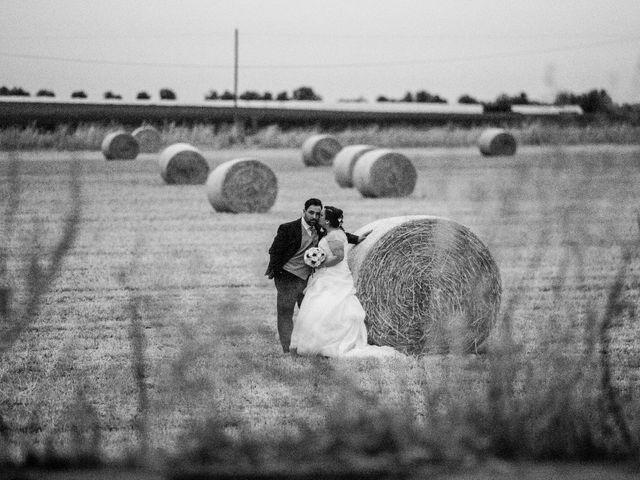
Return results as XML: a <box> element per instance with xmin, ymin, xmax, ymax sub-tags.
<box><xmin>71</xmin><ymin>90</ymin><xmax>87</xmax><ymax>99</ymax></box>
<box><xmin>338</xmin><ymin>96</ymin><xmax>367</xmax><ymax>103</ymax></box>
<box><xmin>554</xmin><ymin>88</ymin><xmax>613</xmax><ymax>114</ymax></box>
<box><xmin>220</xmin><ymin>90</ymin><xmax>235</xmax><ymax>100</ymax></box>
<box><xmin>263</xmin><ymin>91</ymin><xmax>273</xmax><ymax>101</ymax></box>
<box><xmin>36</xmin><ymin>89</ymin><xmax>55</xmax><ymax>97</ymax></box>
<box><xmin>276</xmin><ymin>91</ymin><xmax>289</xmax><ymax>101</ymax></box>
<box><xmin>401</xmin><ymin>91</ymin><xmax>413</xmax><ymax>102</ymax></box>
<box><xmin>510</xmin><ymin>91</ymin><xmax>530</xmax><ymax>105</ymax></box>
<box><xmin>104</xmin><ymin>91</ymin><xmax>122</xmax><ymax>100</ymax></box>
<box><xmin>159</xmin><ymin>88</ymin><xmax>176</xmax><ymax>100</ymax></box>
<box><xmin>292</xmin><ymin>86</ymin><xmax>321</xmax><ymax>101</ymax></box>
<box><xmin>239</xmin><ymin>90</ymin><xmax>261</xmax><ymax>101</ymax></box>
<box><xmin>415</xmin><ymin>90</ymin><xmax>447</xmax><ymax>103</ymax></box>
<box><xmin>0</xmin><ymin>86</ymin><xmax>30</xmax><ymax>96</ymax></box>
<box><xmin>482</xmin><ymin>93</ymin><xmax>521</xmax><ymax>112</ymax></box>
<box><xmin>12</xmin><ymin>87</ymin><xmax>30</xmax><ymax>96</ymax></box>
<box><xmin>136</xmin><ymin>91</ymin><xmax>151</xmax><ymax>100</ymax></box>
<box><xmin>581</xmin><ymin>89</ymin><xmax>614</xmax><ymax>114</ymax></box>
<box><xmin>483</xmin><ymin>91</ymin><xmax>534</xmax><ymax>111</ymax></box>
<box><xmin>204</xmin><ymin>90</ymin><xmax>218</xmax><ymax>100</ymax></box>
<box><xmin>376</xmin><ymin>95</ymin><xmax>390</xmax><ymax>102</ymax></box>
<box><xmin>458</xmin><ymin>94</ymin><xmax>479</xmax><ymax>104</ymax></box>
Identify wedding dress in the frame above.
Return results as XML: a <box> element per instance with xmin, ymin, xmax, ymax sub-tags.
<box><xmin>290</xmin><ymin>229</ymin><xmax>401</xmax><ymax>358</ymax></box>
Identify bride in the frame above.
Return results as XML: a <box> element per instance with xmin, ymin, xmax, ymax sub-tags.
<box><xmin>290</xmin><ymin>206</ymin><xmax>401</xmax><ymax>358</ymax></box>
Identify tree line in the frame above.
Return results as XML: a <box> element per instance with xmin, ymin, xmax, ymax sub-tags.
<box><xmin>0</xmin><ymin>85</ymin><xmax>321</xmax><ymax>102</ymax></box>
<box><xmin>1</xmin><ymin>84</ymin><xmax>638</xmax><ymax>121</ymax></box>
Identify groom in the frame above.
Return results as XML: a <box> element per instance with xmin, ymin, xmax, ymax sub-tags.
<box><xmin>265</xmin><ymin>198</ymin><xmax>367</xmax><ymax>353</ymax></box>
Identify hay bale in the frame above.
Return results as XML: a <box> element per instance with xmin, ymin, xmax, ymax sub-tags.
<box><xmin>101</xmin><ymin>131</ymin><xmax>139</xmax><ymax>160</ymax></box>
<box><xmin>333</xmin><ymin>144</ymin><xmax>377</xmax><ymax>188</ymax></box>
<box><xmin>206</xmin><ymin>158</ymin><xmax>278</xmax><ymax>213</ymax></box>
<box><xmin>301</xmin><ymin>134</ymin><xmax>342</xmax><ymax>167</ymax></box>
<box><xmin>132</xmin><ymin>125</ymin><xmax>162</xmax><ymax>153</ymax></box>
<box><xmin>348</xmin><ymin>216</ymin><xmax>501</xmax><ymax>355</ymax></box>
<box><xmin>477</xmin><ymin>128</ymin><xmax>517</xmax><ymax>156</ymax></box>
<box><xmin>158</xmin><ymin>143</ymin><xmax>210</xmax><ymax>185</ymax></box>
<box><xmin>352</xmin><ymin>149</ymin><xmax>417</xmax><ymax>198</ymax></box>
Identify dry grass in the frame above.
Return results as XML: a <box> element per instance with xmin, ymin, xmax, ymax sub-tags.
<box><xmin>1</xmin><ymin>144</ymin><xmax>640</xmax><ymax>474</ymax></box>
<box><xmin>1</xmin><ymin>122</ymin><xmax>640</xmax><ymax>152</ymax></box>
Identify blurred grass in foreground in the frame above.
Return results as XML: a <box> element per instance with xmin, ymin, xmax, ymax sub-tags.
<box><xmin>1</xmin><ymin>146</ymin><xmax>639</xmax><ymax>477</ymax></box>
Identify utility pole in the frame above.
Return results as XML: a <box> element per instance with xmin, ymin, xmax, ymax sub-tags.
<box><xmin>232</xmin><ymin>27</ymin><xmax>244</xmax><ymax>140</ymax></box>
<box><xmin>234</xmin><ymin>28</ymin><xmax>238</xmax><ymax>108</ymax></box>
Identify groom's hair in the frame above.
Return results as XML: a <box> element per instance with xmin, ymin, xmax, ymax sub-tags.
<box><xmin>304</xmin><ymin>198</ymin><xmax>322</xmax><ymax>210</ymax></box>
<box><xmin>324</xmin><ymin>206</ymin><xmax>344</xmax><ymax>228</ymax></box>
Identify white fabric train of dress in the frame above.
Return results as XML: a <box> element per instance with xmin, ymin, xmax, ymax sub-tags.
<box><xmin>290</xmin><ymin>230</ymin><xmax>401</xmax><ymax>358</ymax></box>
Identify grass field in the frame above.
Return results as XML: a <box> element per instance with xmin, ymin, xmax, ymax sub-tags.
<box><xmin>1</xmin><ymin>144</ymin><xmax>640</xmax><ymax>474</ymax></box>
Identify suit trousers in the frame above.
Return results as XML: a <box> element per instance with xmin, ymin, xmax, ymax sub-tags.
<box><xmin>274</xmin><ymin>270</ymin><xmax>308</xmax><ymax>352</ymax></box>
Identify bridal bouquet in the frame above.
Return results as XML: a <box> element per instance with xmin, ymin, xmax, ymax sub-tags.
<box><xmin>304</xmin><ymin>247</ymin><xmax>326</xmax><ymax>268</ymax></box>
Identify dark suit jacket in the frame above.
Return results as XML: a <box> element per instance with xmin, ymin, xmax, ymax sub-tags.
<box><xmin>265</xmin><ymin>218</ymin><xmax>359</xmax><ymax>278</ymax></box>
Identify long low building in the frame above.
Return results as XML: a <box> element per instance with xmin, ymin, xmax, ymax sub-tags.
<box><xmin>0</xmin><ymin>97</ymin><xmax>581</xmax><ymax>127</ymax></box>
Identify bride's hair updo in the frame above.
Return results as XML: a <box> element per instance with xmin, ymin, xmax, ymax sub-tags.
<box><xmin>324</xmin><ymin>206</ymin><xmax>344</xmax><ymax>228</ymax></box>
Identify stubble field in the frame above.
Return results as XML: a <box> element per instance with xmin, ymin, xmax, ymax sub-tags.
<box><xmin>1</xmin><ymin>144</ymin><xmax>640</xmax><ymax>470</ymax></box>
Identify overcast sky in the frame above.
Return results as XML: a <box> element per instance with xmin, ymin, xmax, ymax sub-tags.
<box><xmin>2</xmin><ymin>0</ymin><xmax>640</xmax><ymax>104</ymax></box>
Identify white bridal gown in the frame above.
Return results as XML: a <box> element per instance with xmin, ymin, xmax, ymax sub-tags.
<box><xmin>290</xmin><ymin>230</ymin><xmax>401</xmax><ymax>358</ymax></box>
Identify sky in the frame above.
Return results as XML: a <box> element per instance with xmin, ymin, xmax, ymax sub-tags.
<box><xmin>2</xmin><ymin>0</ymin><xmax>640</xmax><ymax>104</ymax></box>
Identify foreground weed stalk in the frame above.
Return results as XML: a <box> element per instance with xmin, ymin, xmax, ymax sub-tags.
<box><xmin>597</xmin><ymin>222</ymin><xmax>640</xmax><ymax>452</ymax></box>
<box><xmin>118</xmin><ymin>239</ymin><xmax>151</xmax><ymax>465</ymax></box>
<box><xmin>128</xmin><ymin>294</ymin><xmax>150</xmax><ymax>462</ymax></box>
<box><xmin>0</xmin><ymin>155</ymin><xmax>21</xmax><ymax>325</ymax></box>
<box><xmin>0</xmin><ymin>158</ymin><xmax>81</xmax><ymax>463</ymax></box>
<box><xmin>0</xmin><ymin>161</ymin><xmax>81</xmax><ymax>353</ymax></box>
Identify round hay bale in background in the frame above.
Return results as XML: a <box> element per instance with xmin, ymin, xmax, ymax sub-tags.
<box><xmin>349</xmin><ymin>216</ymin><xmax>501</xmax><ymax>355</ymax></box>
<box><xmin>333</xmin><ymin>144</ymin><xmax>377</xmax><ymax>188</ymax></box>
<box><xmin>477</xmin><ymin>128</ymin><xmax>517</xmax><ymax>156</ymax></box>
<box><xmin>132</xmin><ymin>125</ymin><xmax>162</xmax><ymax>153</ymax></box>
<box><xmin>352</xmin><ymin>149</ymin><xmax>417</xmax><ymax>198</ymax></box>
<box><xmin>158</xmin><ymin>143</ymin><xmax>210</xmax><ymax>185</ymax></box>
<box><xmin>301</xmin><ymin>134</ymin><xmax>342</xmax><ymax>167</ymax></box>
<box><xmin>206</xmin><ymin>158</ymin><xmax>278</xmax><ymax>213</ymax></box>
<box><xmin>101</xmin><ymin>131</ymin><xmax>139</xmax><ymax>160</ymax></box>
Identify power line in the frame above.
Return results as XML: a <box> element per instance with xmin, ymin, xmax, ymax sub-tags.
<box><xmin>0</xmin><ymin>36</ymin><xmax>638</xmax><ymax>70</ymax></box>
<box><xmin>0</xmin><ymin>52</ymin><xmax>230</xmax><ymax>69</ymax></box>
<box><xmin>0</xmin><ymin>31</ymin><xmax>637</xmax><ymax>41</ymax></box>
<box><xmin>0</xmin><ymin>32</ymin><xmax>233</xmax><ymax>41</ymax></box>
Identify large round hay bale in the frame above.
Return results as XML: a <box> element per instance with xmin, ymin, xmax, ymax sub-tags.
<box><xmin>101</xmin><ymin>131</ymin><xmax>139</xmax><ymax>160</ymax></box>
<box><xmin>477</xmin><ymin>128</ymin><xmax>517</xmax><ymax>156</ymax></box>
<box><xmin>206</xmin><ymin>158</ymin><xmax>278</xmax><ymax>213</ymax></box>
<box><xmin>348</xmin><ymin>216</ymin><xmax>501</xmax><ymax>355</ymax></box>
<box><xmin>352</xmin><ymin>149</ymin><xmax>417</xmax><ymax>198</ymax></box>
<box><xmin>132</xmin><ymin>125</ymin><xmax>162</xmax><ymax>153</ymax></box>
<box><xmin>333</xmin><ymin>144</ymin><xmax>377</xmax><ymax>188</ymax></box>
<box><xmin>158</xmin><ymin>143</ymin><xmax>210</xmax><ymax>185</ymax></box>
<box><xmin>301</xmin><ymin>134</ymin><xmax>342</xmax><ymax>167</ymax></box>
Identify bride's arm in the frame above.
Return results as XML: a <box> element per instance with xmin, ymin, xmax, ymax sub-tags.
<box><xmin>322</xmin><ymin>238</ymin><xmax>344</xmax><ymax>268</ymax></box>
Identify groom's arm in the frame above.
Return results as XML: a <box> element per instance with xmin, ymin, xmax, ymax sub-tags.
<box><xmin>265</xmin><ymin>224</ymin><xmax>293</xmax><ymax>278</ymax></box>
<box><xmin>345</xmin><ymin>229</ymin><xmax>371</xmax><ymax>245</ymax></box>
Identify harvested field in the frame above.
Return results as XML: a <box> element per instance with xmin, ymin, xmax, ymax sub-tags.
<box><xmin>1</xmin><ymin>145</ymin><xmax>639</xmax><ymax>470</ymax></box>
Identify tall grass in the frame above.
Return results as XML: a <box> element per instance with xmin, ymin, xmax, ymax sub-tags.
<box><xmin>1</xmin><ymin>121</ymin><xmax>640</xmax><ymax>151</ymax></box>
